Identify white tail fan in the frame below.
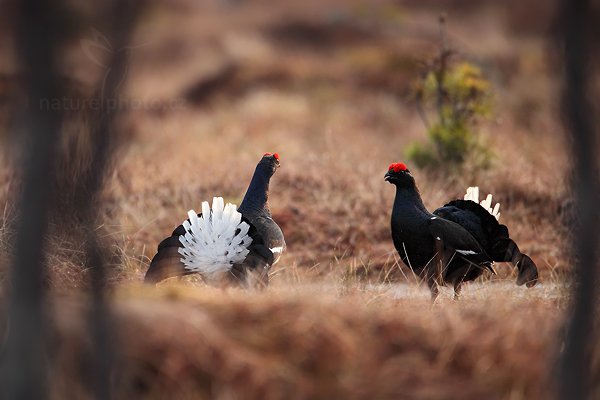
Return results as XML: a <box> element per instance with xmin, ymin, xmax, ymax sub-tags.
<box><xmin>178</xmin><ymin>197</ymin><xmax>253</xmax><ymax>277</ymax></box>
<box><xmin>464</xmin><ymin>186</ymin><xmax>501</xmax><ymax>221</ymax></box>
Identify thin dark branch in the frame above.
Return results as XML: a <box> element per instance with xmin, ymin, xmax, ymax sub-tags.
<box><xmin>414</xmin><ymin>60</ymin><xmax>431</xmax><ymax>130</ymax></box>
<box><xmin>435</xmin><ymin>14</ymin><xmax>449</xmax><ymax>126</ymax></box>
<box><xmin>81</xmin><ymin>2</ymin><xmax>142</xmax><ymax>399</ymax></box>
<box><xmin>559</xmin><ymin>0</ymin><xmax>598</xmax><ymax>398</ymax></box>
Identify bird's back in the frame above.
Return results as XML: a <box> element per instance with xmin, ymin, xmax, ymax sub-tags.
<box><xmin>434</xmin><ymin>199</ymin><xmax>508</xmax><ymax>254</ymax></box>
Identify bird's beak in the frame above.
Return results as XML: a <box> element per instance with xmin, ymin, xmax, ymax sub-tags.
<box><xmin>384</xmin><ymin>171</ymin><xmax>392</xmax><ymax>182</ymax></box>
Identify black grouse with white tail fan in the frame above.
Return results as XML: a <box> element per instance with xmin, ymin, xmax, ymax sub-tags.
<box><xmin>145</xmin><ymin>153</ymin><xmax>285</xmax><ymax>287</ymax></box>
<box><xmin>385</xmin><ymin>162</ymin><xmax>538</xmax><ymax>300</ymax></box>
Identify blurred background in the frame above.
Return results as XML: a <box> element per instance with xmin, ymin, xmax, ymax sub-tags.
<box><xmin>0</xmin><ymin>0</ymin><xmax>598</xmax><ymax>399</ymax></box>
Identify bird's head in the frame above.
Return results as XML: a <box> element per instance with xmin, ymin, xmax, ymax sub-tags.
<box><xmin>384</xmin><ymin>162</ymin><xmax>415</xmax><ymax>188</ymax></box>
<box><xmin>259</xmin><ymin>152</ymin><xmax>281</xmax><ymax>176</ymax></box>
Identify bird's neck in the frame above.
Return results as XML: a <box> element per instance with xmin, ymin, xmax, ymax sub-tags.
<box><xmin>392</xmin><ymin>185</ymin><xmax>430</xmax><ymax>222</ymax></box>
<box><xmin>239</xmin><ymin>168</ymin><xmax>271</xmax><ymax>217</ymax></box>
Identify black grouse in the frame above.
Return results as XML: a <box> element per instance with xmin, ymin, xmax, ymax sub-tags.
<box><xmin>385</xmin><ymin>162</ymin><xmax>539</xmax><ymax>300</ymax></box>
<box><xmin>144</xmin><ymin>153</ymin><xmax>285</xmax><ymax>287</ymax></box>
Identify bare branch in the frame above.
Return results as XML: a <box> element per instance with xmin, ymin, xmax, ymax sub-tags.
<box><xmin>79</xmin><ymin>2</ymin><xmax>143</xmax><ymax>399</ymax></box>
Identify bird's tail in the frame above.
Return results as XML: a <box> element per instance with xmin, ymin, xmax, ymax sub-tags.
<box><xmin>464</xmin><ymin>187</ymin><xmax>538</xmax><ymax>287</ymax></box>
<box><xmin>144</xmin><ymin>197</ymin><xmax>253</xmax><ymax>283</ymax></box>
<box><xmin>489</xmin><ymin>238</ymin><xmax>539</xmax><ymax>287</ymax></box>
<box><xmin>464</xmin><ymin>186</ymin><xmax>501</xmax><ymax>221</ymax></box>
<box><xmin>178</xmin><ymin>197</ymin><xmax>253</xmax><ymax>278</ymax></box>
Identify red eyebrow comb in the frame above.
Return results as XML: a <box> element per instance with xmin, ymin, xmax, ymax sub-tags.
<box><xmin>264</xmin><ymin>152</ymin><xmax>279</xmax><ymax>160</ymax></box>
<box><xmin>388</xmin><ymin>162</ymin><xmax>407</xmax><ymax>172</ymax></box>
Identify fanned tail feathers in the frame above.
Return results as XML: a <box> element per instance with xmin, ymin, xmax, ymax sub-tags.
<box><xmin>464</xmin><ymin>186</ymin><xmax>501</xmax><ymax>221</ymax></box>
<box><xmin>178</xmin><ymin>197</ymin><xmax>252</xmax><ymax>277</ymax></box>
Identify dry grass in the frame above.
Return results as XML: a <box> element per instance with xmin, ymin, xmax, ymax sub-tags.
<box><xmin>49</xmin><ymin>282</ymin><xmax>565</xmax><ymax>400</ymax></box>
<box><xmin>0</xmin><ymin>1</ymin><xmax>592</xmax><ymax>398</ymax></box>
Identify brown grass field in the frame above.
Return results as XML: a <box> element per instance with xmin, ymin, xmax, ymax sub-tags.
<box><xmin>1</xmin><ymin>0</ymin><xmax>599</xmax><ymax>399</ymax></box>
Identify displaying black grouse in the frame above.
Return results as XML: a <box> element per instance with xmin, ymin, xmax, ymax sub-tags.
<box><xmin>145</xmin><ymin>153</ymin><xmax>285</xmax><ymax>287</ymax></box>
<box><xmin>385</xmin><ymin>162</ymin><xmax>538</xmax><ymax>300</ymax></box>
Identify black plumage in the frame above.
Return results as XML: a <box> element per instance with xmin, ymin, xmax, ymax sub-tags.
<box><xmin>144</xmin><ymin>153</ymin><xmax>285</xmax><ymax>287</ymax></box>
<box><xmin>385</xmin><ymin>162</ymin><xmax>538</xmax><ymax>300</ymax></box>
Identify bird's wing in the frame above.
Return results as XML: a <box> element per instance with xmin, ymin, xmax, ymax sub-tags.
<box><xmin>434</xmin><ymin>200</ymin><xmax>509</xmax><ymax>250</ymax></box>
<box><xmin>268</xmin><ymin>235</ymin><xmax>285</xmax><ymax>265</ymax></box>
<box><xmin>250</xmin><ymin>215</ymin><xmax>285</xmax><ymax>265</ymax></box>
<box><xmin>426</xmin><ymin>216</ymin><xmax>495</xmax><ymax>273</ymax></box>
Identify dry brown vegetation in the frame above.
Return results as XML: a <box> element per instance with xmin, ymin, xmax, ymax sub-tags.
<box><xmin>49</xmin><ymin>283</ymin><xmax>566</xmax><ymax>400</ymax></box>
<box><xmin>0</xmin><ymin>0</ymin><xmax>597</xmax><ymax>398</ymax></box>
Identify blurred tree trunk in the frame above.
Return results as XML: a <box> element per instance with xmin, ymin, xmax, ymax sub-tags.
<box><xmin>0</xmin><ymin>0</ymin><xmax>67</xmax><ymax>398</ymax></box>
<box><xmin>559</xmin><ymin>0</ymin><xmax>599</xmax><ymax>398</ymax></box>
<box><xmin>1</xmin><ymin>0</ymin><xmax>142</xmax><ymax>397</ymax></box>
